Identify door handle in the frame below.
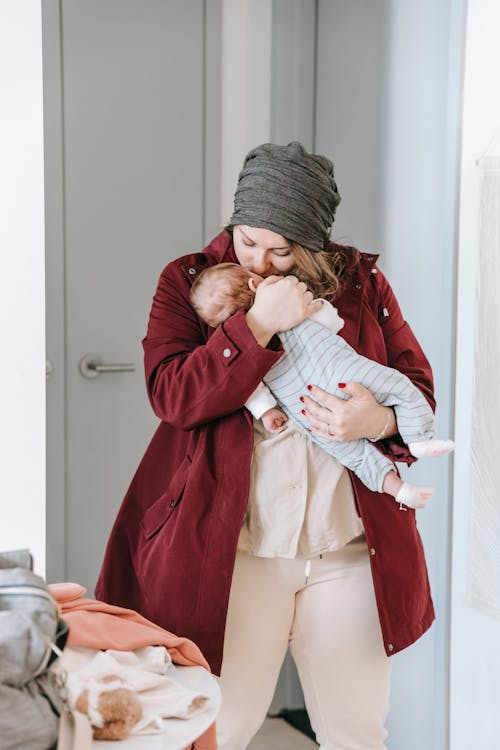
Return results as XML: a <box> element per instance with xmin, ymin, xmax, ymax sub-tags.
<box><xmin>79</xmin><ymin>354</ymin><xmax>136</xmax><ymax>379</ymax></box>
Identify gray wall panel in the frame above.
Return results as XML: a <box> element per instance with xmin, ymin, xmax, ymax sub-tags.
<box><xmin>271</xmin><ymin>0</ymin><xmax>317</xmax><ymax>149</ymax></box>
<box><xmin>315</xmin><ymin>0</ymin><xmax>389</xmax><ymax>251</ymax></box>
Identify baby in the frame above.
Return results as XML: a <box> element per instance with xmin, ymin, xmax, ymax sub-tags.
<box><xmin>190</xmin><ymin>263</ymin><xmax>454</xmax><ymax>510</ymax></box>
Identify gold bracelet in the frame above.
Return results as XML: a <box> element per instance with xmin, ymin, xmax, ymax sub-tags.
<box><xmin>368</xmin><ymin>409</ymin><xmax>392</xmax><ymax>442</ymax></box>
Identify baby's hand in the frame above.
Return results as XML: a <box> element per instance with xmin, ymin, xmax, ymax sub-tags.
<box><xmin>261</xmin><ymin>407</ymin><xmax>288</xmax><ymax>433</ymax></box>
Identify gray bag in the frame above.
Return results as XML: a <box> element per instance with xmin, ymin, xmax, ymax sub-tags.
<box><xmin>0</xmin><ymin>550</ymin><xmax>69</xmax><ymax>750</ymax></box>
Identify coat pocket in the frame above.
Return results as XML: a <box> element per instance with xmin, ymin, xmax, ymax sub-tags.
<box><xmin>140</xmin><ymin>455</ymin><xmax>192</xmax><ymax>540</ymax></box>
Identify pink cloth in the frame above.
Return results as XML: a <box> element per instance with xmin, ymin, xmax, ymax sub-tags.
<box><xmin>50</xmin><ymin>582</ymin><xmax>208</xmax><ymax>668</ymax></box>
<box><xmin>49</xmin><ymin>583</ymin><xmax>216</xmax><ymax>749</ymax></box>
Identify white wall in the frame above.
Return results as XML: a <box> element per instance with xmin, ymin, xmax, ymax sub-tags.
<box><xmin>315</xmin><ymin>2</ymin><xmax>465</xmax><ymax>746</ymax></box>
<box><xmin>450</xmin><ymin>1</ymin><xmax>500</xmax><ymax>747</ymax></box>
<box><xmin>377</xmin><ymin>3</ymin><xmax>464</xmax><ymax>746</ymax></box>
<box><xmin>0</xmin><ymin>2</ymin><xmax>46</xmax><ymax>573</ymax></box>
<box><xmin>220</xmin><ymin>0</ymin><xmax>272</xmax><ymax>222</ymax></box>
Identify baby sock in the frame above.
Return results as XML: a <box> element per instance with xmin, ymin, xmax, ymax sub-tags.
<box><xmin>408</xmin><ymin>439</ymin><xmax>455</xmax><ymax>458</ymax></box>
<box><xmin>396</xmin><ymin>481</ymin><xmax>434</xmax><ymax>509</ymax></box>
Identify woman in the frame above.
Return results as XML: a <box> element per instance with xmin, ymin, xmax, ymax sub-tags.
<box><xmin>96</xmin><ymin>142</ymin><xmax>435</xmax><ymax>749</ymax></box>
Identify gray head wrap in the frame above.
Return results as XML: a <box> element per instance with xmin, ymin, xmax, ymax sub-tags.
<box><xmin>229</xmin><ymin>141</ymin><xmax>341</xmax><ymax>253</ymax></box>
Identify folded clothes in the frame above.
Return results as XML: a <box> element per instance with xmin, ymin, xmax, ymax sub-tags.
<box><xmin>54</xmin><ymin>646</ymin><xmax>210</xmax><ymax>735</ymax></box>
<box><xmin>49</xmin><ymin>582</ymin><xmax>208</xmax><ymax>670</ymax></box>
<box><xmin>49</xmin><ymin>583</ymin><xmax>217</xmax><ymax>749</ymax></box>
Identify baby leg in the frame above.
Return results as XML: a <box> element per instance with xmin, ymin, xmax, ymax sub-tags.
<box><xmin>382</xmin><ymin>471</ymin><xmax>434</xmax><ymax>510</ymax></box>
<box><xmin>408</xmin><ymin>439</ymin><xmax>455</xmax><ymax>458</ymax></box>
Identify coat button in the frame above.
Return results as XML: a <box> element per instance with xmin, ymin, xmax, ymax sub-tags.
<box><xmin>169</xmin><ymin>500</ymin><xmax>175</xmax><ymax>508</ymax></box>
<box><xmin>370</xmin><ymin>548</ymin><xmax>376</xmax><ymax>556</ymax></box>
<box><xmin>366</xmin><ymin>255</ymin><xmax>374</xmax><ymax>261</ymax></box>
<box><xmin>355</xmin><ymin>283</ymin><xmax>361</xmax><ymax>290</ymax></box>
<box><xmin>188</xmin><ymin>267</ymin><xmax>196</xmax><ymax>275</ymax></box>
<box><xmin>223</xmin><ymin>348</ymin><xmax>231</xmax><ymax>358</ymax></box>
<box><xmin>388</xmin><ymin>643</ymin><xmax>394</xmax><ymax>652</ymax></box>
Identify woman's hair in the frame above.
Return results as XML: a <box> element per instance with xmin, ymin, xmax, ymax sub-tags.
<box><xmin>289</xmin><ymin>240</ymin><xmax>360</xmax><ymax>299</ymax></box>
<box><xmin>190</xmin><ymin>262</ymin><xmax>254</xmax><ymax>327</ymax></box>
<box><xmin>225</xmin><ymin>225</ymin><xmax>360</xmax><ymax>300</ymax></box>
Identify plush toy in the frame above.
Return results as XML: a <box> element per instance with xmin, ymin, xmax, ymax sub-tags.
<box><xmin>74</xmin><ymin>674</ymin><xmax>142</xmax><ymax>741</ymax></box>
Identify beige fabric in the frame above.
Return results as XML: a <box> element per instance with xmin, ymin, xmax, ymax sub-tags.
<box><xmin>57</xmin><ymin>710</ymin><xmax>93</xmax><ymax>750</ymax></box>
<box><xmin>237</xmin><ymin>419</ymin><xmax>364</xmax><ymax>558</ymax></box>
<box><xmin>217</xmin><ymin>540</ymin><xmax>391</xmax><ymax>750</ymax></box>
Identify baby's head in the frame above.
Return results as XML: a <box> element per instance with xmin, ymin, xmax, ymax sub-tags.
<box><xmin>190</xmin><ymin>263</ymin><xmax>262</xmax><ymax>327</ymax></box>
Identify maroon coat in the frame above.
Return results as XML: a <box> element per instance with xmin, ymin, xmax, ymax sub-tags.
<box><xmin>95</xmin><ymin>230</ymin><xmax>435</xmax><ymax>675</ymax></box>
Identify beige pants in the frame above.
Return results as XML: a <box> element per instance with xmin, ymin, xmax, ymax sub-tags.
<box><xmin>216</xmin><ymin>537</ymin><xmax>392</xmax><ymax>750</ymax></box>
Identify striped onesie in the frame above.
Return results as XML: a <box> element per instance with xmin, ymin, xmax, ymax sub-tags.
<box><xmin>245</xmin><ymin>301</ymin><xmax>434</xmax><ymax>493</ymax></box>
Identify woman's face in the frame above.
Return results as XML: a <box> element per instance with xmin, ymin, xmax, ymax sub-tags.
<box><xmin>232</xmin><ymin>225</ymin><xmax>296</xmax><ymax>277</ymax></box>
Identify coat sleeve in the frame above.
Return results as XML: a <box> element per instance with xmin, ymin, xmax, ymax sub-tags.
<box><xmin>371</xmin><ymin>266</ymin><xmax>436</xmax><ymax>465</ymax></box>
<box><xmin>142</xmin><ymin>263</ymin><xmax>283</xmax><ymax>430</ymax></box>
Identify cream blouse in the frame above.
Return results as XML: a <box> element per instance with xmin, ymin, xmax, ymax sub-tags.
<box><xmin>237</xmin><ymin>418</ymin><xmax>364</xmax><ymax>558</ymax></box>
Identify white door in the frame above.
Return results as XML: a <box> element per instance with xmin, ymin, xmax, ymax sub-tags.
<box><xmin>44</xmin><ymin>0</ymin><xmax>221</xmax><ymax>593</ymax></box>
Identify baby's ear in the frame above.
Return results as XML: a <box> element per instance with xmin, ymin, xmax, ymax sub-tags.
<box><xmin>248</xmin><ymin>277</ymin><xmax>257</xmax><ymax>293</ymax></box>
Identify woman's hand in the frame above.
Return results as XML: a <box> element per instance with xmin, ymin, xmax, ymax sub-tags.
<box><xmin>246</xmin><ymin>276</ymin><xmax>323</xmax><ymax>347</ymax></box>
<box><xmin>300</xmin><ymin>382</ymin><xmax>397</xmax><ymax>442</ymax></box>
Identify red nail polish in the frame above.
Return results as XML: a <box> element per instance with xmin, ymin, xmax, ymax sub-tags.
<box><xmin>301</xmin><ymin>409</ymin><xmax>306</xmax><ymax>415</ymax></box>
<box><xmin>307</xmin><ymin>385</ymin><xmax>313</xmax><ymax>391</ymax></box>
<box><xmin>338</xmin><ymin>382</ymin><xmax>346</xmax><ymax>388</ymax></box>
<box><xmin>299</xmin><ymin>396</ymin><xmax>305</xmax><ymax>403</ymax></box>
